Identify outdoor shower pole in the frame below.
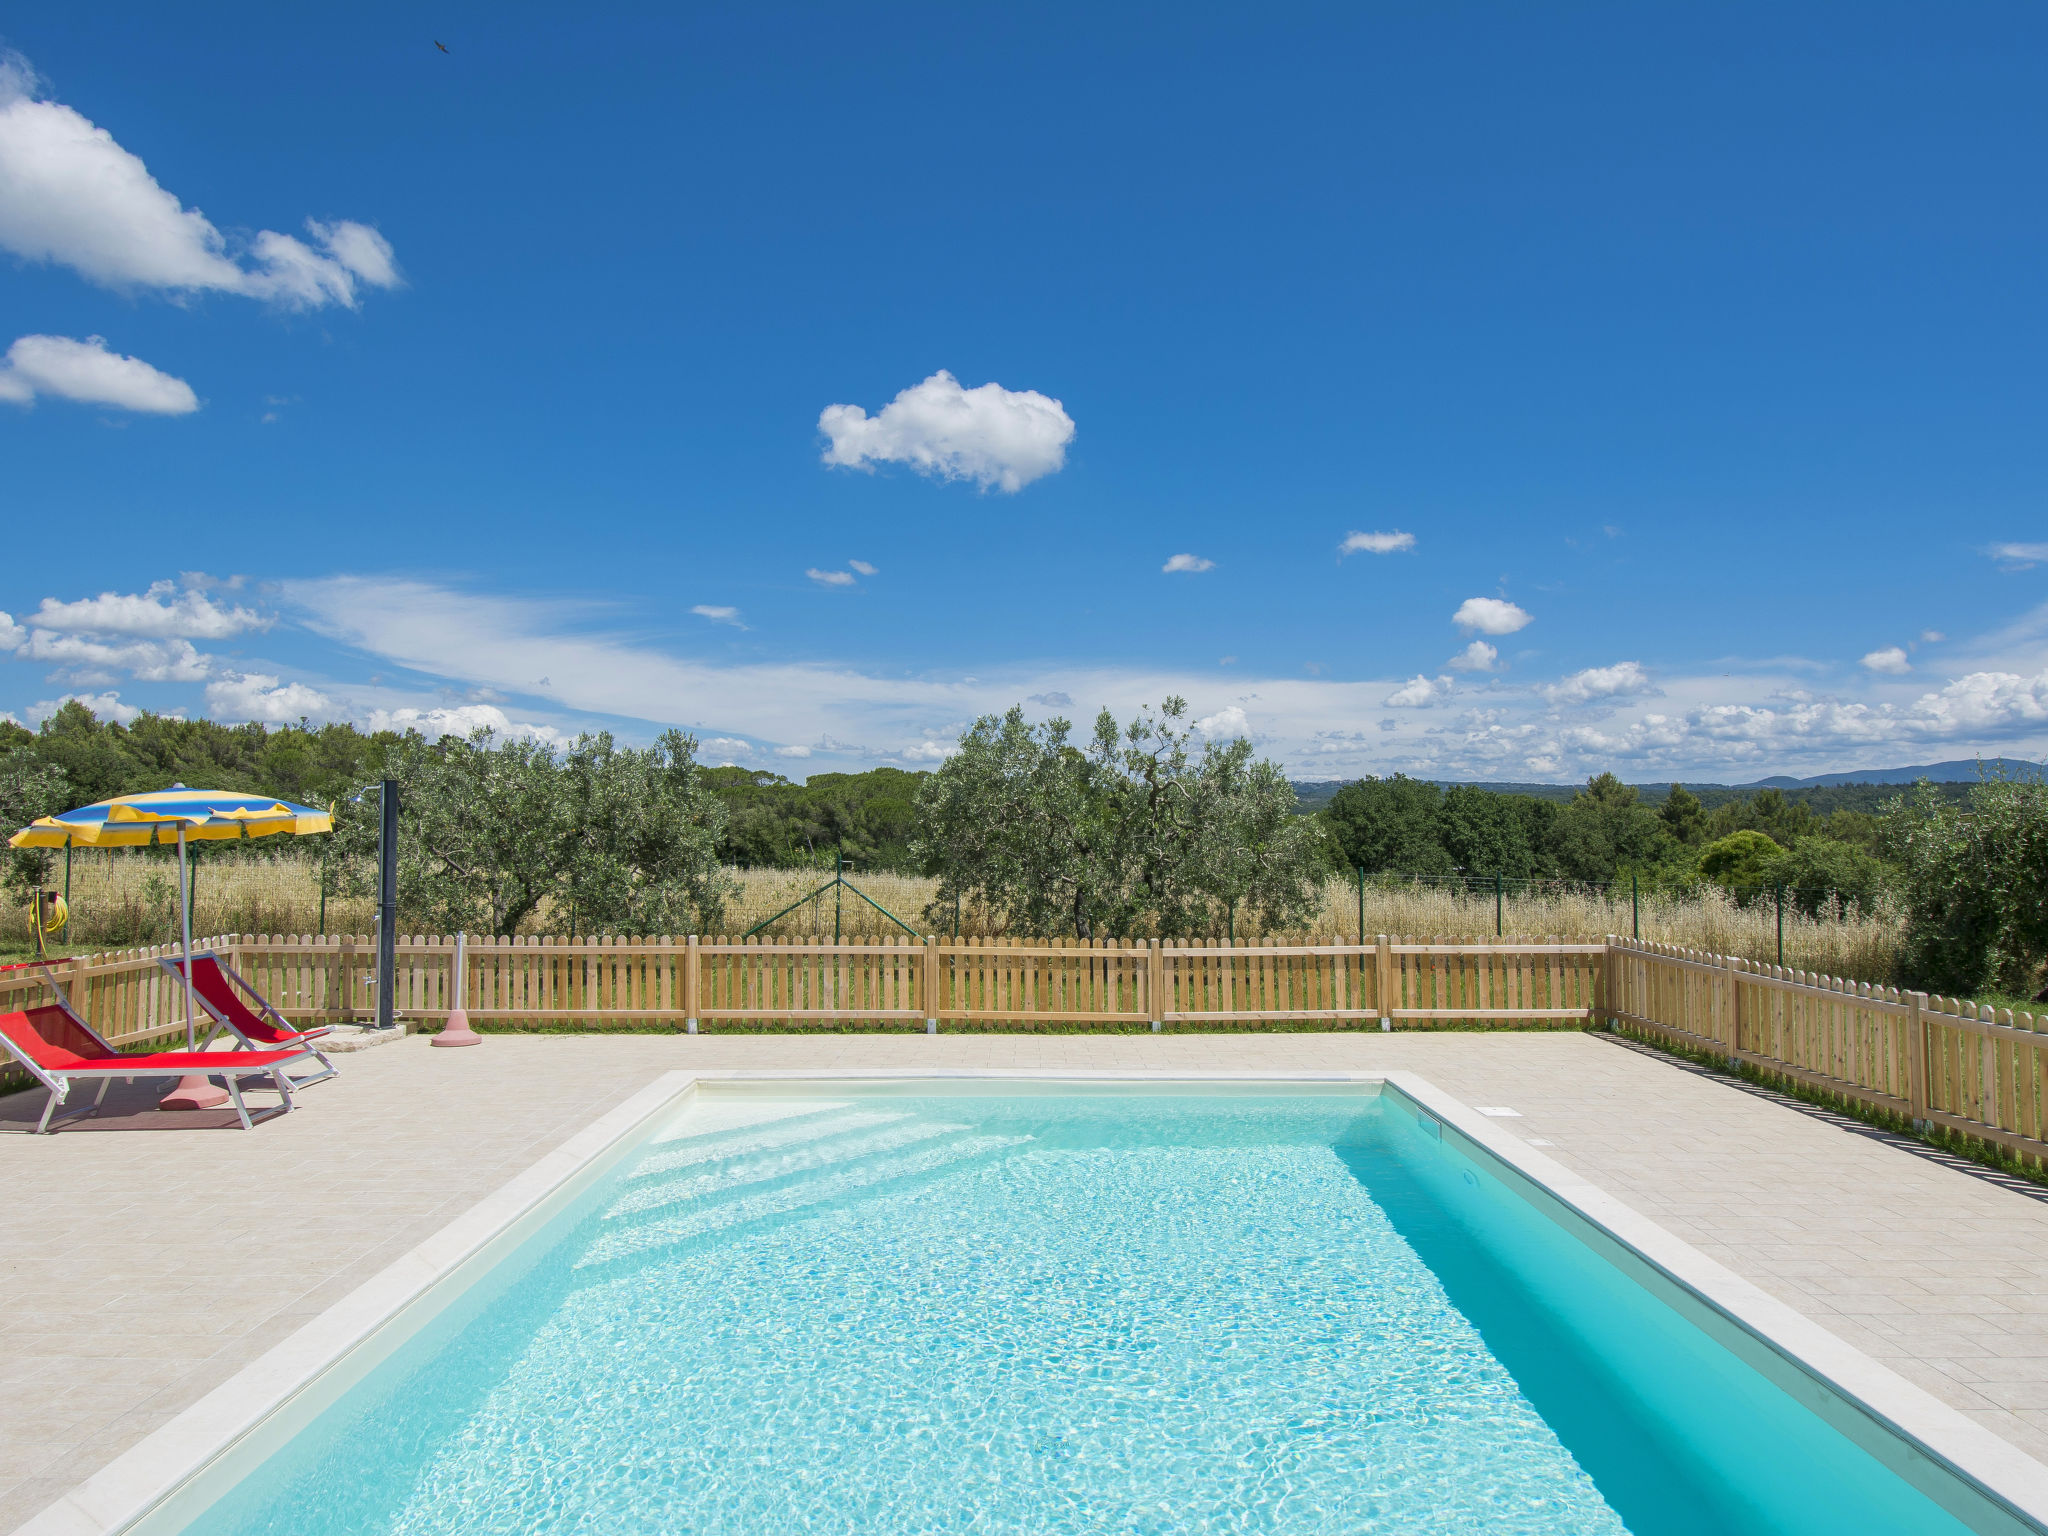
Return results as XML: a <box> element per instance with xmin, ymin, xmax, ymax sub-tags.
<box><xmin>177</xmin><ymin>826</ymin><xmax>197</xmax><ymax>1048</ymax></box>
<box><xmin>376</xmin><ymin>778</ymin><xmax>399</xmax><ymax>1031</ymax></box>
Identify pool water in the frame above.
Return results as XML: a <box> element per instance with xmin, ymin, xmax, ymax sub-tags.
<box><xmin>186</xmin><ymin>1088</ymin><xmax>2001</xmax><ymax>1536</ymax></box>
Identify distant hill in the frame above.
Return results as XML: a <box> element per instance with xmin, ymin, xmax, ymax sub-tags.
<box><xmin>1737</xmin><ymin>759</ymin><xmax>2042</xmax><ymax>788</ymax></box>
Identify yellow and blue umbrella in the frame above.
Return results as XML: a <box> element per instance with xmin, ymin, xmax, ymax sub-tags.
<box><xmin>10</xmin><ymin>786</ymin><xmax>333</xmax><ymax>1058</ymax></box>
<box><xmin>9</xmin><ymin>787</ymin><xmax>332</xmax><ymax>849</ymax></box>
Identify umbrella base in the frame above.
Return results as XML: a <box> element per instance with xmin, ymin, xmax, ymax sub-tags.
<box><xmin>160</xmin><ymin>1074</ymin><xmax>230</xmax><ymax>1111</ymax></box>
<box><xmin>431</xmin><ymin>1007</ymin><xmax>482</xmax><ymax>1047</ymax></box>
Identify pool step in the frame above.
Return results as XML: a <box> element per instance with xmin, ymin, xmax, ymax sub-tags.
<box><xmin>575</xmin><ymin>1125</ymin><xmax>1028</xmax><ymax>1273</ymax></box>
<box><xmin>604</xmin><ymin>1116</ymin><xmax>971</xmax><ymax>1218</ymax></box>
<box><xmin>626</xmin><ymin>1107</ymin><xmax>916</xmax><ymax>1185</ymax></box>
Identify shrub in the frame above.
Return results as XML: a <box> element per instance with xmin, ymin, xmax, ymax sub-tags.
<box><xmin>1698</xmin><ymin>830</ymin><xmax>1780</xmax><ymax>898</ymax></box>
<box><xmin>1767</xmin><ymin>836</ymin><xmax>1892</xmax><ymax>917</ymax></box>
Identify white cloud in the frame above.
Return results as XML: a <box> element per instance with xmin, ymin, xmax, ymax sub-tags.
<box><xmin>1990</xmin><ymin>543</ymin><xmax>2048</xmax><ymax>570</ymax></box>
<box><xmin>1861</xmin><ymin>646</ymin><xmax>1912</xmax><ymax>675</ymax></box>
<box><xmin>27</xmin><ymin>690</ymin><xmax>140</xmax><ymax>725</ymax></box>
<box><xmin>698</xmin><ymin>736</ymin><xmax>753</xmax><ymax>764</ymax></box>
<box><xmin>773</xmin><ymin>743</ymin><xmax>812</xmax><ymax>758</ymax></box>
<box><xmin>1339</xmin><ymin>530</ymin><xmax>1415</xmax><ymax>556</ymax></box>
<box><xmin>363</xmin><ymin>703</ymin><xmax>565</xmax><ymax>744</ymax></box>
<box><xmin>0</xmin><ymin>334</ymin><xmax>197</xmax><ymax>413</ymax></box>
<box><xmin>273</xmin><ymin>574</ymin><xmax>2048</xmax><ymax>786</ymax></box>
<box><xmin>1384</xmin><ymin>675</ymin><xmax>1452</xmax><ymax>708</ymax></box>
<box><xmin>1453</xmin><ymin>597</ymin><xmax>1532</xmax><ymax>636</ymax></box>
<box><xmin>1027</xmin><ymin>691</ymin><xmax>1072</xmax><ymax>709</ymax></box>
<box><xmin>205</xmin><ymin>671</ymin><xmax>334</xmax><ymax>723</ymax></box>
<box><xmin>900</xmin><ymin>740</ymin><xmax>957</xmax><ymax>762</ymax></box>
<box><xmin>1</xmin><ymin>580</ymin><xmax>263</xmax><ymax>685</ymax></box>
<box><xmin>0</xmin><ymin>610</ymin><xmax>23</xmax><ymax>651</ymax></box>
<box><xmin>1541</xmin><ymin>661</ymin><xmax>1657</xmax><ymax>705</ymax></box>
<box><xmin>31</xmin><ymin>580</ymin><xmax>262</xmax><ymax>638</ymax></box>
<box><xmin>1447</xmin><ymin>640</ymin><xmax>1497</xmax><ymax>672</ymax></box>
<box><xmin>0</xmin><ymin>52</ymin><xmax>398</xmax><ymax>307</ymax></box>
<box><xmin>806</xmin><ymin>568</ymin><xmax>857</xmax><ymax>588</ymax></box>
<box><xmin>1163</xmin><ymin>553</ymin><xmax>1215</xmax><ymax>574</ymax></box>
<box><xmin>22</xmin><ymin>631</ymin><xmax>209</xmax><ymax>683</ymax></box>
<box><xmin>690</xmin><ymin>604</ymin><xmax>744</xmax><ymax>627</ymax></box>
<box><xmin>819</xmin><ymin>369</ymin><xmax>1074</xmax><ymax>493</ymax></box>
<box><xmin>848</xmin><ymin>560</ymin><xmax>879</xmax><ymax>577</ymax></box>
<box><xmin>1921</xmin><ymin>630</ymin><xmax>1946</xmax><ymax>644</ymax></box>
<box><xmin>1193</xmin><ymin>704</ymin><xmax>1249</xmax><ymax>737</ymax></box>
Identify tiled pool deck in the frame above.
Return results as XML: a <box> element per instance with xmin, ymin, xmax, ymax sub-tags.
<box><xmin>5</xmin><ymin>1028</ymin><xmax>2047</xmax><ymax>1530</ymax></box>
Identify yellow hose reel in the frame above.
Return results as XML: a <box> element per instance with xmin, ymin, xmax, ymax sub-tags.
<box><xmin>26</xmin><ymin>890</ymin><xmax>68</xmax><ymax>956</ymax></box>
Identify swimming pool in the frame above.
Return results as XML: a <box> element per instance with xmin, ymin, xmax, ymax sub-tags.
<box><xmin>91</xmin><ymin>1077</ymin><xmax>2047</xmax><ymax>1535</ymax></box>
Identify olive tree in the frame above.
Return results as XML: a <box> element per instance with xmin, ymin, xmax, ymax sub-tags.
<box><xmin>333</xmin><ymin>727</ymin><xmax>734</xmax><ymax>936</ymax></box>
<box><xmin>1885</xmin><ymin>777</ymin><xmax>2048</xmax><ymax>995</ymax></box>
<box><xmin>911</xmin><ymin>706</ymin><xmax>1130</xmax><ymax>939</ymax></box>
<box><xmin>0</xmin><ymin>748</ymin><xmax>70</xmax><ymax>891</ymax></box>
<box><xmin>913</xmin><ymin>698</ymin><xmax>1324</xmax><ymax>938</ymax></box>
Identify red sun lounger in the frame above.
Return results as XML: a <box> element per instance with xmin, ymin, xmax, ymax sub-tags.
<box><xmin>158</xmin><ymin>952</ymin><xmax>337</xmax><ymax>1089</ymax></box>
<box><xmin>0</xmin><ymin>971</ymin><xmax>316</xmax><ymax>1133</ymax></box>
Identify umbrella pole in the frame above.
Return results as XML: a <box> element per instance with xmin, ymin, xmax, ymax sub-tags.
<box><xmin>161</xmin><ymin>823</ymin><xmax>228</xmax><ymax>1111</ymax></box>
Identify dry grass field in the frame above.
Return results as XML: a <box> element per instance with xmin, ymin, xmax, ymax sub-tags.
<box><xmin>2</xmin><ymin>854</ymin><xmax>1902</xmax><ymax>982</ymax></box>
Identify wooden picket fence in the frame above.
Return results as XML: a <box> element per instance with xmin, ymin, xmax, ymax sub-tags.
<box><xmin>3</xmin><ymin>932</ymin><xmax>1607</xmax><ymax>1045</ymax></box>
<box><xmin>1611</xmin><ymin>936</ymin><xmax>2048</xmax><ymax>1166</ymax></box>
<box><xmin>9</xmin><ymin>929</ymin><xmax>2048</xmax><ymax>1164</ymax></box>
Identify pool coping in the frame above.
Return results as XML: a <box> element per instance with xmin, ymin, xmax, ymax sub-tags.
<box><xmin>15</xmin><ymin>1065</ymin><xmax>2048</xmax><ymax>1536</ymax></box>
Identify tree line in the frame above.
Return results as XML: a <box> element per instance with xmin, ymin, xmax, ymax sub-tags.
<box><xmin>4</xmin><ymin>699</ymin><xmax>2042</xmax><ymax>996</ymax></box>
<box><xmin>1321</xmin><ymin>772</ymin><xmax>1893</xmax><ymax>915</ymax></box>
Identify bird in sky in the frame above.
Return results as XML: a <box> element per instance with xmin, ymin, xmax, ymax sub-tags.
<box><xmin>434</xmin><ymin>40</ymin><xmax>448</xmax><ymax>53</ymax></box>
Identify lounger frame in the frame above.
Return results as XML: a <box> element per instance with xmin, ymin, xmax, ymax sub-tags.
<box><xmin>158</xmin><ymin>951</ymin><xmax>338</xmax><ymax>1089</ymax></box>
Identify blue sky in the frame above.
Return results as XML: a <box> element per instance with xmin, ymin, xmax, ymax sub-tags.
<box><xmin>4</xmin><ymin>3</ymin><xmax>2048</xmax><ymax>782</ymax></box>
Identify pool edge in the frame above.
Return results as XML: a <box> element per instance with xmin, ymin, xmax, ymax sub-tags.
<box><xmin>1383</xmin><ymin>1069</ymin><xmax>2048</xmax><ymax>1536</ymax></box>
<box><xmin>11</xmin><ymin>1070</ymin><xmax>703</xmax><ymax>1536</ymax></box>
<box><xmin>18</xmin><ymin>1066</ymin><xmax>2048</xmax><ymax>1536</ymax></box>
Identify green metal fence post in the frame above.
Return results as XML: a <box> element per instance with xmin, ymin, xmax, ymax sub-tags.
<box><xmin>1355</xmin><ymin>865</ymin><xmax>1364</xmax><ymax>942</ymax></box>
<box><xmin>1495</xmin><ymin>872</ymin><xmax>1503</xmax><ymax>937</ymax></box>
<box><xmin>1776</xmin><ymin>883</ymin><xmax>1785</xmax><ymax>966</ymax></box>
<box><xmin>1631</xmin><ymin>872</ymin><xmax>1639</xmax><ymax>940</ymax></box>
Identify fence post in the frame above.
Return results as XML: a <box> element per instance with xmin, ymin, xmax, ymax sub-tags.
<box><xmin>1355</xmin><ymin>865</ymin><xmax>1364</xmax><ymax>941</ymax></box>
<box><xmin>1375</xmin><ymin>934</ymin><xmax>1394</xmax><ymax>1033</ymax></box>
<box><xmin>1727</xmin><ymin>953</ymin><xmax>1742</xmax><ymax>1067</ymax></box>
<box><xmin>1602</xmin><ymin>936</ymin><xmax>1617</xmax><ymax>1030</ymax></box>
<box><xmin>1907</xmin><ymin>990</ymin><xmax>1928</xmax><ymax>1131</ymax></box>
<box><xmin>1149</xmin><ymin>937</ymin><xmax>1165</xmax><ymax>1033</ymax></box>
<box><xmin>1775</xmin><ymin>884</ymin><xmax>1785</xmax><ymax>967</ymax></box>
<box><xmin>1631</xmin><ymin>873</ymin><xmax>1639</xmax><ymax>940</ymax></box>
<box><xmin>1494</xmin><ymin>873</ymin><xmax>1503</xmax><ymax>937</ymax></box>
<box><xmin>924</xmin><ymin>936</ymin><xmax>940</xmax><ymax>1034</ymax></box>
<box><xmin>683</xmin><ymin>934</ymin><xmax>700</xmax><ymax>1034</ymax></box>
